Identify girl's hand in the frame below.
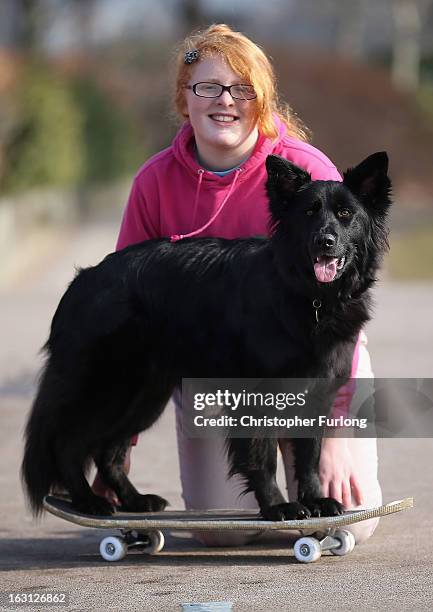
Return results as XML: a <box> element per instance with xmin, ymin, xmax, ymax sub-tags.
<box><xmin>319</xmin><ymin>435</ymin><xmax>363</xmax><ymax>509</ymax></box>
<box><xmin>91</xmin><ymin>445</ymin><xmax>132</xmax><ymax>507</ymax></box>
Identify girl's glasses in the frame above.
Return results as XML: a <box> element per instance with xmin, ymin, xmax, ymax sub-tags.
<box><xmin>185</xmin><ymin>82</ymin><xmax>257</xmax><ymax>100</ymax></box>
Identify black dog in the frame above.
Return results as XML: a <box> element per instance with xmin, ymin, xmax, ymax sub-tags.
<box><xmin>22</xmin><ymin>152</ymin><xmax>391</xmax><ymax>520</ymax></box>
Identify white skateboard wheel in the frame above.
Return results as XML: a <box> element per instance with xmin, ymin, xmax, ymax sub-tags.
<box><xmin>99</xmin><ymin>536</ymin><xmax>128</xmax><ymax>561</ymax></box>
<box><xmin>331</xmin><ymin>529</ymin><xmax>356</xmax><ymax>556</ymax></box>
<box><xmin>141</xmin><ymin>530</ymin><xmax>165</xmax><ymax>554</ymax></box>
<box><xmin>294</xmin><ymin>537</ymin><xmax>322</xmax><ymax>563</ymax></box>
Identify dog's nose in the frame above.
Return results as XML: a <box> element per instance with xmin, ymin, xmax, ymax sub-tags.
<box><xmin>314</xmin><ymin>234</ymin><xmax>336</xmax><ymax>250</ymax></box>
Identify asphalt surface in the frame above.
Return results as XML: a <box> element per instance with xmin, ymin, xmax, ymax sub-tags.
<box><xmin>0</xmin><ymin>221</ymin><xmax>432</xmax><ymax>612</ymax></box>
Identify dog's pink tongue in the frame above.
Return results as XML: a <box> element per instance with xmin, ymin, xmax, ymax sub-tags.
<box><xmin>314</xmin><ymin>256</ymin><xmax>338</xmax><ymax>283</ymax></box>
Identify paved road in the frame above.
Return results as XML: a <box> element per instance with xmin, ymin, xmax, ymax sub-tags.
<box><xmin>1</xmin><ymin>222</ymin><xmax>432</xmax><ymax>611</ymax></box>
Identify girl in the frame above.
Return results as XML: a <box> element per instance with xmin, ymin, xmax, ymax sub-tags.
<box><xmin>92</xmin><ymin>24</ymin><xmax>382</xmax><ymax>545</ymax></box>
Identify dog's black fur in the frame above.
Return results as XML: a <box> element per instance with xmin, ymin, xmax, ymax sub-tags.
<box><xmin>22</xmin><ymin>152</ymin><xmax>391</xmax><ymax>521</ymax></box>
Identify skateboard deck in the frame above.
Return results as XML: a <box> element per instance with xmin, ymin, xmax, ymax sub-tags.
<box><xmin>44</xmin><ymin>495</ymin><xmax>413</xmax><ymax>531</ymax></box>
<box><xmin>43</xmin><ymin>495</ymin><xmax>413</xmax><ymax>562</ymax></box>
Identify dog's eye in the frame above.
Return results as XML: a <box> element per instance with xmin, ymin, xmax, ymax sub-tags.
<box><xmin>337</xmin><ymin>208</ymin><xmax>352</xmax><ymax>218</ymax></box>
<box><xmin>306</xmin><ymin>203</ymin><xmax>319</xmax><ymax>216</ymax></box>
<box><xmin>305</xmin><ymin>201</ymin><xmax>321</xmax><ymax>216</ymax></box>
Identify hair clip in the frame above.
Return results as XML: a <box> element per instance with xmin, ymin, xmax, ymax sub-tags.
<box><xmin>184</xmin><ymin>49</ymin><xmax>199</xmax><ymax>65</ymax></box>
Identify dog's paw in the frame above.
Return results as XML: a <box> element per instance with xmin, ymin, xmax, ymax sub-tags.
<box><xmin>303</xmin><ymin>497</ymin><xmax>344</xmax><ymax>517</ymax></box>
<box><xmin>263</xmin><ymin>502</ymin><xmax>311</xmax><ymax>521</ymax></box>
<box><xmin>121</xmin><ymin>493</ymin><xmax>168</xmax><ymax>513</ymax></box>
<box><xmin>74</xmin><ymin>496</ymin><xmax>115</xmax><ymax>516</ymax></box>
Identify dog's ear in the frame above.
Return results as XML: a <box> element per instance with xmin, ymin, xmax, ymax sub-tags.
<box><xmin>266</xmin><ymin>155</ymin><xmax>311</xmax><ymax>198</ymax></box>
<box><xmin>343</xmin><ymin>152</ymin><xmax>391</xmax><ymax>215</ymax></box>
<box><xmin>266</xmin><ymin>155</ymin><xmax>311</xmax><ymax>223</ymax></box>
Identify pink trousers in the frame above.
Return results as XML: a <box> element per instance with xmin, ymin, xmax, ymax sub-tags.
<box><xmin>175</xmin><ymin>336</ymin><xmax>382</xmax><ymax>546</ymax></box>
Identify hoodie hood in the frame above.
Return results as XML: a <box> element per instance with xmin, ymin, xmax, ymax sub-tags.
<box><xmin>172</xmin><ymin>116</ymin><xmax>287</xmax><ymax>184</ymax></box>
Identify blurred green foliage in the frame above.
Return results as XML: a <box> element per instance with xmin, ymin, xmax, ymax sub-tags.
<box><xmin>1</xmin><ymin>62</ymin><xmax>144</xmax><ymax>194</ymax></box>
<box><xmin>2</xmin><ymin>64</ymin><xmax>84</xmax><ymax>192</ymax></box>
<box><xmin>71</xmin><ymin>77</ymin><xmax>143</xmax><ymax>184</ymax></box>
<box><xmin>389</xmin><ymin>224</ymin><xmax>433</xmax><ymax>280</ymax></box>
<box><xmin>416</xmin><ymin>84</ymin><xmax>433</xmax><ymax>125</ymax></box>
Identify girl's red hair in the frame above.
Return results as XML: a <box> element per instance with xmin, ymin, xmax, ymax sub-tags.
<box><xmin>173</xmin><ymin>24</ymin><xmax>310</xmax><ymax>142</ymax></box>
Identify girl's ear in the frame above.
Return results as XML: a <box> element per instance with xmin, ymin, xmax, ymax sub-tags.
<box><xmin>179</xmin><ymin>87</ymin><xmax>190</xmax><ymax>118</ymax></box>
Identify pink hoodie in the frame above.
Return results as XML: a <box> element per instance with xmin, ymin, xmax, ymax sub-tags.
<box><xmin>117</xmin><ymin>116</ymin><xmax>342</xmax><ymax>247</ymax></box>
<box><xmin>118</xmin><ymin>116</ymin><xmax>360</xmax><ymax>420</ymax></box>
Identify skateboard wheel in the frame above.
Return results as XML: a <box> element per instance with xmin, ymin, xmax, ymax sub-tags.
<box><xmin>141</xmin><ymin>530</ymin><xmax>165</xmax><ymax>554</ymax></box>
<box><xmin>331</xmin><ymin>529</ymin><xmax>356</xmax><ymax>556</ymax></box>
<box><xmin>294</xmin><ymin>537</ymin><xmax>322</xmax><ymax>563</ymax></box>
<box><xmin>99</xmin><ymin>536</ymin><xmax>128</xmax><ymax>561</ymax></box>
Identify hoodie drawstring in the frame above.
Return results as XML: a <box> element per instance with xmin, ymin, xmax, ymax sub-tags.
<box><xmin>190</xmin><ymin>168</ymin><xmax>204</xmax><ymax>232</ymax></box>
<box><xmin>170</xmin><ymin>168</ymin><xmax>242</xmax><ymax>242</ymax></box>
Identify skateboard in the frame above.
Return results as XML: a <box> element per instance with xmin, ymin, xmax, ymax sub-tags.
<box><xmin>43</xmin><ymin>496</ymin><xmax>413</xmax><ymax>563</ymax></box>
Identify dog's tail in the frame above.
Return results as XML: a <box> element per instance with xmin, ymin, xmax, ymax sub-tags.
<box><xmin>21</xmin><ymin>364</ymin><xmax>60</xmax><ymax>518</ymax></box>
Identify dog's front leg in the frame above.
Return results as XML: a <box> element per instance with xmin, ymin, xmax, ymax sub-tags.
<box><xmin>291</xmin><ymin>436</ymin><xmax>344</xmax><ymax>516</ymax></box>
<box><xmin>227</xmin><ymin>437</ymin><xmax>311</xmax><ymax>520</ymax></box>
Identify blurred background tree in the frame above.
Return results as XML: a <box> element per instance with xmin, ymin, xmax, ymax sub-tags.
<box><xmin>0</xmin><ymin>0</ymin><xmax>144</xmax><ymax>194</ymax></box>
<box><xmin>2</xmin><ymin>63</ymin><xmax>84</xmax><ymax>192</ymax></box>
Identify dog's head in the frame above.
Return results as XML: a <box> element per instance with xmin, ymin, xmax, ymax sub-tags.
<box><xmin>265</xmin><ymin>152</ymin><xmax>391</xmax><ymax>295</ymax></box>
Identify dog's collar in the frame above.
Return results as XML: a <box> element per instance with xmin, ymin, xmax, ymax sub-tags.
<box><xmin>312</xmin><ymin>298</ymin><xmax>322</xmax><ymax>324</ymax></box>
<box><xmin>314</xmin><ymin>293</ymin><xmax>355</xmax><ymax>324</ymax></box>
